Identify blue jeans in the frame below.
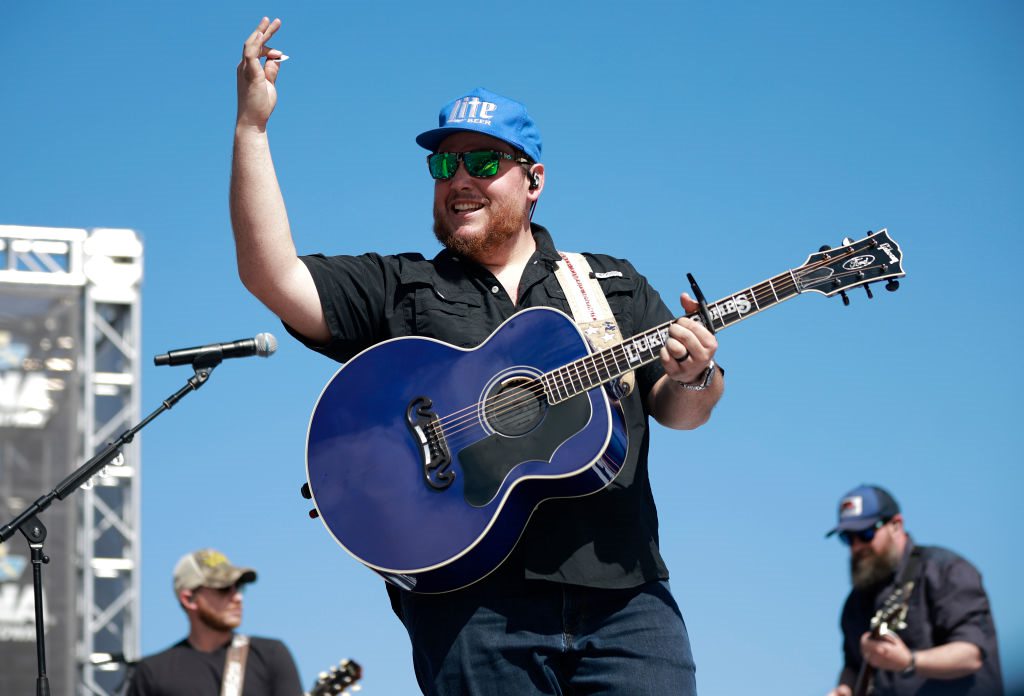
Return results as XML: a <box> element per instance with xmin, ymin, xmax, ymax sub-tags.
<box><xmin>392</xmin><ymin>579</ymin><xmax>697</xmax><ymax>695</ymax></box>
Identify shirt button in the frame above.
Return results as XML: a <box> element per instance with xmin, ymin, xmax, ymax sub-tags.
<box><xmin>491</xmin><ymin>285</ymin><xmax>500</xmax><ymax>294</ymax></box>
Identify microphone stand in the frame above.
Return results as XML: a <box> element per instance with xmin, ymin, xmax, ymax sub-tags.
<box><xmin>0</xmin><ymin>356</ymin><xmax>223</xmax><ymax>696</ymax></box>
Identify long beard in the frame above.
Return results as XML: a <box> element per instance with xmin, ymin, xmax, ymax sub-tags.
<box><xmin>433</xmin><ymin>197</ymin><xmax>528</xmax><ymax>261</ymax></box>
<box><xmin>850</xmin><ymin>542</ymin><xmax>902</xmax><ymax>590</ymax></box>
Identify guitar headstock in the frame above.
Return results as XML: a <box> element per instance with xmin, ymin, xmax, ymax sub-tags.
<box><xmin>795</xmin><ymin>229</ymin><xmax>905</xmax><ymax>300</ymax></box>
<box><xmin>869</xmin><ymin>581</ymin><xmax>913</xmax><ymax>636</ymax></box>
<box><xmin>307</xmin><ymin>658</ymin><xmax>363</xmax><ymax>695</ymax></box>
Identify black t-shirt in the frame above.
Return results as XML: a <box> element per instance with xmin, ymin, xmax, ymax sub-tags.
<box><xmin>288</xmin><ymin>224</ymin><xmax>676</xmax><ymax>589</ymax></box>
<box><xmin>839</xmin><ymin>542</ymin><xmax>1004</xmax><ymax>695</ymax></box>
<box><xmin>127</xmin><ymin>636</ymin><xmax>302</xmax><ymax>696</ymax></box>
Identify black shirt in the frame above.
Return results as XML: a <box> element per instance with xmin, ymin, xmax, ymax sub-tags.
<box><xmin>288</xmin><ymin>224</ymin><xmax>676</xmax><ymax>589</ymax></box>
<box><xmin>840</xmin><ymin>541</ymin><xmax>1004</xmax><ymax>695</ymax></box>
<box><xmin>127</xmin><ymin>635</ymin><xmax>302</xmax><ymax>696</ymax></box>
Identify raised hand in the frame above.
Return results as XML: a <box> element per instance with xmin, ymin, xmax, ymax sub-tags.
<box><xmin>236</xmin><ymin>17</ymin><xmax>287</xmax><ymax>129</ymax></box>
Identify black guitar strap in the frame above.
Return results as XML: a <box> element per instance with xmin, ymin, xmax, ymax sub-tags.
<box><xmin>896</xmin><ymin>545</ymin><xmax>926</xmax><ymax>592</ymax></box>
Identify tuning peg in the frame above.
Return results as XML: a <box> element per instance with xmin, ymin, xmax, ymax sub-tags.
<box><xmin>300</xmin><ymin>482</ymin><xmax>312</xmax><ymax>499</ymax></box>
<box><xmin>842</xmin><ymin>237</ymin><xmax>855</xmax><ymax>246</ymax></box>
<box><xmin>863</xmin><ymin>283</ymin><xmax>873</xmax><ymax>299</ymax></box>
<box><xmin>886</xmin><ymin>279</ymin><xmax>900</xmax><ymax>292</ymax></box>
<box><xmin>818</xmin><ymin>244</ymin><xmax>832</xmax><ymax>252</ymax></box>
<box><xmin>308</xmin><ymin>508</ymin><xmax>320</xmax><ymax>519</ymax></box>
<box><xmin>839</xmin><ymin>290</ymin><xmax>850</xmax><ymax>306</ymax></box>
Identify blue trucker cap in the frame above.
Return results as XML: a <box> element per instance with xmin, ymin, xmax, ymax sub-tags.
<box><xmin>825</xmin><ymin>484</ymin><xmax>901</xmax><ymax>537</ymax></box>
<box><xmin>416</xmin><ymin>87</ymin><xmax>542</xmax><ymax>163</ymax></box>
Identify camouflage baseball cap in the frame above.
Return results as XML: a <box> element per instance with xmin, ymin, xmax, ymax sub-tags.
<box><xmin>172</xmin><ymin>548</ymin><xmax>257</xmax><ymax>593</ymax></box>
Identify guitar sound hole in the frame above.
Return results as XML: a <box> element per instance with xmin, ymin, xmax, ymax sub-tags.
<box><xmin>484</xmin><ymin>377</ymin><xmax>547</xmax><ymax>437</ymax></box>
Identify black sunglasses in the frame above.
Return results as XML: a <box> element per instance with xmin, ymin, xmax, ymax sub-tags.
<box><xmin>427</xmin><ymin>150</ymin><xmax>531</xmax><ymax>180</ymax></box>
<box><xmin>838</xmin><ymin>518</ymin><xmax>891</xmax><ymax>546</ymax></box>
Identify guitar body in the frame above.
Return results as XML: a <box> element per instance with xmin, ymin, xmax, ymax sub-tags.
<box><xmin>306</xmin><ymin>307</ymin><xmax>629</xmax><ymax>593</ymax></box>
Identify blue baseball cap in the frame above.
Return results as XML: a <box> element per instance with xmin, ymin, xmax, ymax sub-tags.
<box><xmin>416</xmin><ymin>87</ymin><xmax>542</xmax><ymax>163</ymax></box>
<box><xmin>825</xmin><ymin>484</ymin><xmax>901</xmax><ymax>537</ymax></box>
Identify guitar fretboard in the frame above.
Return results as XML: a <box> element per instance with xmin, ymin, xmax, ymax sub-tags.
<box><xmin>541</xmin><ymin>269</ymin><xmax>802</xmax><ymax>404</ymax></box>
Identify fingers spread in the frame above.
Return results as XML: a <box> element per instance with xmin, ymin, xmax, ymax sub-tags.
<box><xmin>257</xmin><ymin>19</ymin><xmax>283</xmax><ymax>60</ymax></box>
<box><xmin>243</xmin><ymin>17</ymin><xmax>282</xmax><ymax>61</ymax></box>
<box><xmin>262</xmin><ymin>17</ymin><xmax>282</xmax><ymax>41</ymax></box>
<box><xmin>243</xmin><ymin>29</ymin><xmax>264</xmax><ymax>60</ymax></box>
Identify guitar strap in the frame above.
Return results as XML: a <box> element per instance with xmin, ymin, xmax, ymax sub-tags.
<box><xmin>554</xmin><ymin>252</ymin><xmax>634</xmax><ymax>398</ymax></box>
<box><xmin>221</xmin><ymin>634</ymin><xmax>250</xmax><ymax>696</ymax></box>
<box><xmin>896</xmin><ymin>545</ymin><xmax>925</xmax><ymax>589</ymax></box>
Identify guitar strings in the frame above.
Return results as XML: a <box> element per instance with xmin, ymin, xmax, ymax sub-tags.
<box><xmin>431</xmin><ymin>268</ymin><xmax>792</xmax><ymax>439</ymax></box>
<box><xmin>428</xmin><ymin>261</ymin><xmax>829</xmax><ymax>443</ymax></box>
<box><xmin>427</xmin><ymin>249</ymin><xmax>876</xmax><ymax>443</ymax></box>
<box><xmin>429</xmin><ymin>260</ymin><xmax>857</xmax><ymax>443</ymax></box>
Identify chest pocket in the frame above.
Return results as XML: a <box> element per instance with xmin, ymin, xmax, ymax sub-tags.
<box><xmin>412</xmin><ymin>286</ymin><xmax>489</xmax><ymax>347</ymax></box>
<box><xmin>593</xmin><ymin>275</ymin><xmax>637</xmax><ymax>337</ymax></box>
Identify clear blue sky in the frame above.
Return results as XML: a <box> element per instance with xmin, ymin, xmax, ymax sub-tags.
<box><xmin>6</xmin><ymin>2</ymin><xmax>1022</xmax><ymax>694</ymax></box>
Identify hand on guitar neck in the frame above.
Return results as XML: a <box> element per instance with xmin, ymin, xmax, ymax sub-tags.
<box><xmin>825</xmin><ymin>631</ymin><xmax>914</xmax><ymax>696</ymax></box>
<box><xmin>828</xmin><ymin>579</ymin><xmax>915</xmax><ymax>696</ymax></box>
<box><xmin>859</xmin><ymin>629</ymin><xmax>915</xmax><ymax>675</ymax></box>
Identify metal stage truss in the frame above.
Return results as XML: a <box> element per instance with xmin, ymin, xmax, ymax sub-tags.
<box><xmin>0</xmin><ymin>224</ymin><xmax>143</xmax><ymax>696</ymax></box>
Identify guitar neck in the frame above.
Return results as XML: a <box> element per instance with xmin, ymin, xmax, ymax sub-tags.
<box><xmin>542</xmin><ymin>270</ymin><xmax>801</xmax><ymax>403</ymax></box>
<box><xmin>853</xmin><ymin>661</ymin><xmax>876</xmax><ymax>696</ymax></box>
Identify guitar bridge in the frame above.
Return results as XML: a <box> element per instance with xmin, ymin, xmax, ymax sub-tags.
<box><xmin>406</xmin><ymin>396</ymin><xmax>453</xmax><ymax>490</ymax></box>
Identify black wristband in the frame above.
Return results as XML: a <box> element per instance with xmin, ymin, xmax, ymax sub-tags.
<box><xmin>900</xmin><ymin>651</ymin><xmax>916</xmax><ymax>676</ymax></box>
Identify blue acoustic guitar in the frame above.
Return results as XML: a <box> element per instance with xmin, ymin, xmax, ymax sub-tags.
<box><xmin>305</xmin><ymin>230</ymin><xmax>905</xmax><ymax>593</ymax></box>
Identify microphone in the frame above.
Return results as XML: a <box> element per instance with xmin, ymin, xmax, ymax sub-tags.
<box><xmin>153</xmin><ymin>333</ymin><xmax>277</xmax><ymax>366</ymax></box>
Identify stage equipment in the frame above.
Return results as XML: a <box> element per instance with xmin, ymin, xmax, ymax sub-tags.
<box><xmin>153</xmin><ymin>333</ymin><xmax>276</xmax><ymax>366</ymax></box>
<box><xmin>1</xmin><ymin>225</ymin><xmax>141</xmax><ymax>695</ymax></box>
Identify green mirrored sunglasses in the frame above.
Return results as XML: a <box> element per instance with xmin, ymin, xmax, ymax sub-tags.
<box><xmin>427</xmin><ymin>150</ymin><xmax>532</xmax><ymax>180</ymax></box>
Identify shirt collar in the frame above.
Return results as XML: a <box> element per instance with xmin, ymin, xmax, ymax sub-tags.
<box><xmin>529</xmin><ymin>223</ymin><xmax>563</xmax><ymax>266</ymax></box>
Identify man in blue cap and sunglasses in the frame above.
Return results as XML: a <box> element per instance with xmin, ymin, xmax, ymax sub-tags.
<box><xmin>824</xmin><ymin>485</ymin><xmax>1003</xmax><ymax>696</ymax></box>
<box><xmin>230</xmin><ymin>17</ymin><xmax>723</xmax><ymax>695</ymax></box>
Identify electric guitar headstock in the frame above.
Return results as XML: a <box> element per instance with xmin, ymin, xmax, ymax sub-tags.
<box><xmin>306</xmin><ymin>658</ymin><xmax>362</xmax><ymax>695</ymax></box>
<box><xmin>869</xmin><ymin>580</ymin><xmax>913</xmax><ymax>638</ymax></box>
<box><xmin>794</xmin><ymin>229</ymin><xmax>905</xmax><ymax>304</ymax></box>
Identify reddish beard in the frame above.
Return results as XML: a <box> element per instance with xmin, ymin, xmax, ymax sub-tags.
<box><xmin>433</xmin><ymin>196</ymin><xmax>530</xmax><ymax>261</ymax></box>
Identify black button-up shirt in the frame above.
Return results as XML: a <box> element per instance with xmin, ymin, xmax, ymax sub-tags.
<box><xmin>840</xmin><ymin>540</ymin><xmax>1004</xmax><ymax>695</ymax></box>
<box><xmin>288</xmin><ymin>225</ymin><xmax>676</xmax><ymax>588</ymax></box>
